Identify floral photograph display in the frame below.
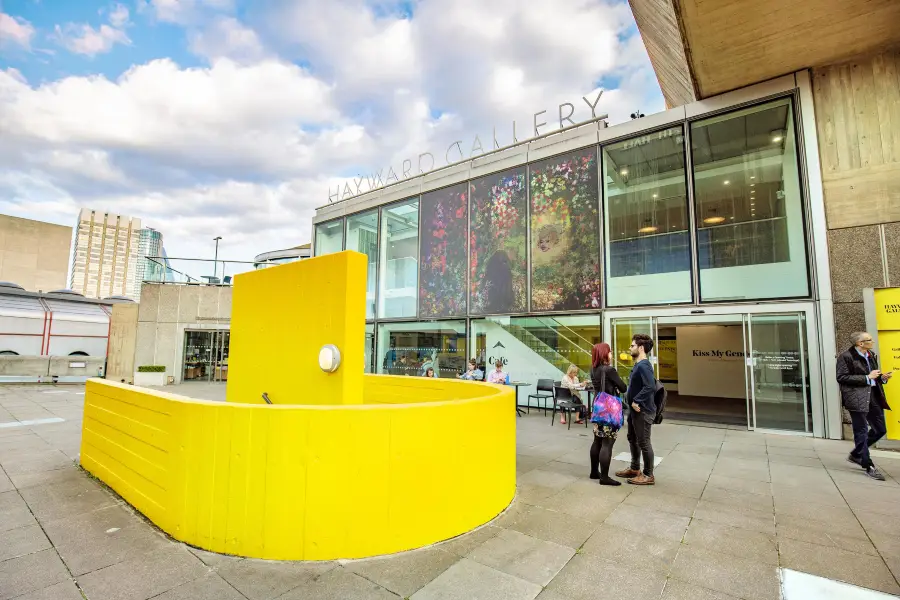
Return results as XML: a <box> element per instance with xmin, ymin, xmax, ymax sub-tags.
<box><xmin>530</xmin><ymin>148</ymin><xmax>601</xmax><ymax>311</ymax></box>
<box><xmin>419</xmin><ymin>183</ymin><xmax>468</xmax><ymax>317</ymax></box>
<box><xmin>469</xmin><ymin>167</ymin><xmax>527</xmax><ymax>315</ymax></box>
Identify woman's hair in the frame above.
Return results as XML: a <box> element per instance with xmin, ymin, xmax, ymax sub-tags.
<box><xmin>566</xmin><ymin>364</ymin><xmax>578</xmax><ymax>377</ymax></box>
<box><xmin>468</xmin><ymin>358</ymin><xmax>477</xmax><ymax>367</ymax></box>
<box><xmin>495</xmin><ymin>360</ymin><xmax>503</xmax><ymax>369</ymax></box>
<box><xmin>592</xmin><ymin>343</ymin><xmax>612</xmax><ymax>368</ymax></box>
<box><xmin>425</xmin><ymin>367</ymin><xmax>435</xmax><ymax>377</ymax></box>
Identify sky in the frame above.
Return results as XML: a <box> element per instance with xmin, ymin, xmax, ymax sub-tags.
<box><xmin>0</xmin><ymin>0</ymin><xmax>664</xmax><ymax>277</ymax></box>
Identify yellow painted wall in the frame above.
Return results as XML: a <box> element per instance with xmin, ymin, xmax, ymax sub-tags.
<box><xmin>873</xmin><ymin>288</ymin><xmax>900</xmax><ymax>440</ymax></box>
<box><xmin>226</xmin><ymin>251</ymin><xmax>367</xmax><ymax>405</ymax></box>
<box><xmin>81</xmin><ymin>377</ymin><xmax>516</xmax><ymax>560</ymax></box>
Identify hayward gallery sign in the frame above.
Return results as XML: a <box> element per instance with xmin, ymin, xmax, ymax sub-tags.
<box><xmin>328</xmin><ymin>90</ymin><xmax>608</xmax><ymax>203</ymax></box>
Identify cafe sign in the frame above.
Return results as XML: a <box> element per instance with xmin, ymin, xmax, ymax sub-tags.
<box><xmin>328</xmin><ymin>90</ymin><xmax>608</xmax><ymax>203</ymax></box>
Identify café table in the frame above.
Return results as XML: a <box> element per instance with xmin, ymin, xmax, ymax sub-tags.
<box><xmin>507</xmin><ymin>381</ymin><xmax>529</xmax><ymax>417</ymax></box>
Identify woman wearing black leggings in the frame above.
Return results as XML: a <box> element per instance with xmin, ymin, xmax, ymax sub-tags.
<box><xmin>589</xmin><ymin>342</ymin><xmax>628</xmax><ymax>486</ymax></box>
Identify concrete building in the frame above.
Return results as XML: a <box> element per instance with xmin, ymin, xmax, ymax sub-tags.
<box><xmin>70</xmin><ymin>209</ymin><xmax>142</xmax><ymax>301</ymax></box>
<box><xmin>0</xmin><ymin>214</ymin><xmax>71</xmax><ymax>292</ymax></box>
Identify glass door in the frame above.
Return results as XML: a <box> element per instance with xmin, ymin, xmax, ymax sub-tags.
<box><xmin>211</xmin><ymin>330</ymin><xmax>230</xmax><ymax>383</ymax></box>
<box><xmin>747</xmin><ymin>313</ymin><xmax>811</xmax><ymax>433</ymax></box>
<box><xmin>611</xmin><ymin>317</ymin><xmax>658</xmax><ymax>382</ymax></box>
<box><xmin>182</xmin><ymin>330</ymin><xmax>230</xmax><ymax>382</ymax></box>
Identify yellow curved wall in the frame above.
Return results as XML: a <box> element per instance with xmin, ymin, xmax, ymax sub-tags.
<box><xmin>80</xmin><ymin>377</ymin><xmax>516</xmax><ymax>560</ymax></box>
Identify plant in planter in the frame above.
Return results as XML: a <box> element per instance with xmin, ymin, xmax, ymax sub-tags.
<box><xmin>134</xmin><ymin>365</ymin><xmax>167</xmax><ymax>386</ymax></box>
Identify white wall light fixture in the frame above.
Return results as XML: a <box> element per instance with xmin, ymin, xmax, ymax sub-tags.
<box><xmin>318</xmin><ymin>344</ymin><xmax>342</xmax><ymax>373</ymax></box>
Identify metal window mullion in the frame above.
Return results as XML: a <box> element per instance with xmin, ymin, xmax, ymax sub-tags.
<box><xmin>798</xmin><ymin>312</ymin><xmax>810</xmax><ymax>434</ymax></box>
<box><xmin>526</xmin><ymin>160</ymin><xmax>533</xmax><ymax>313</ymax></box>
<box><xmin>597</xmin><ymin>142</ymin><xmax>607</xmax><ymax>310</ymax></box>
<box><xmin>683</xmin><ymin>123</ymin><xmax>701</xmax><ymax>306</ymax></box>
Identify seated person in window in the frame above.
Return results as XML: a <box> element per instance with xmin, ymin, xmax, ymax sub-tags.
<box><xmin>459</xmin><ymin>359</ymin><xmax>484</xmax><ymax>381</ymax></box>
<box><xmin>560</xmin><ymin>364</ymin><xmax>588</xmax><ymax>425</ymax></box>
<box><xmin>487</xmin><ymin>360</ymin><xmax>508</xmax><ymax>384</ymax></box>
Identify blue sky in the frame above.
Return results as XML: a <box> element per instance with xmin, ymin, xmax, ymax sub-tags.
<box><xmin>0</xmin><ymin>0</ymin><xmax>663</xmax><ymax>268</ymax></box>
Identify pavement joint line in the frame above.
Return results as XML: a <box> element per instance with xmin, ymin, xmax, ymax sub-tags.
<box><xmin>0</xmin><ymin>417</ymin><xmax>65</xmax><ymax>429</ymax></box>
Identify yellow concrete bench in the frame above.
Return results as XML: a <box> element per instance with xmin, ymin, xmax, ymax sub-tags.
<box><xmin>81</xmin><ymin>375</ymin><xmax>516</xmax><ymax>560</ymax></box>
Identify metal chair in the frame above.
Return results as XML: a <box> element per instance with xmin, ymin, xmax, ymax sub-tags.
<box><xmin>527</xmin><ymin>379</ymin><xmax>555</xmax><ymax>415</ymax></box>
<box><xmin>551</xmin><ymin>385</ymin><xmax>578</xmax><ymax>430</ymax></box>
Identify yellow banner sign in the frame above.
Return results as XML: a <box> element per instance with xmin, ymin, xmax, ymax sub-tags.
<box><xmin>874</xmin><ymin>288</ymin><xmax>900</xmax><ymax>440</ymax></box>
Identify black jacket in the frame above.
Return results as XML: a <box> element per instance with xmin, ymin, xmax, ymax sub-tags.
<box><xmin>627</xmin><ymin>359</ymin><xmax>657</xmax><ymax>414</ymax></box>
<box><xmin>590</xmin><ymin>365</ymin><xmax>627</xmax><ymax>397</ymax></box>
<box><xmin>837</xmin><ymin>347</ymin><xmax>890</xmax><ymax>413</ymax></box>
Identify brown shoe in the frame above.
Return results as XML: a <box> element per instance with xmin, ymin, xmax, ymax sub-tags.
<box><xmin>615</xmin><ymin>468</ymin><xmax>641</xmax><ymax>478</ymax></box>
<box><xmin>628</xmin><ymin>474</ymin><xmax>655</xmax><ymax>486</ymax></box>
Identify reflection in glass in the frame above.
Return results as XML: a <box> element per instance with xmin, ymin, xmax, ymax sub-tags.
<box><xmin>346</xmin><ymin>211</ymin><xmax>378</xmax><ymax>319</ymax></box>
<box><xmin>378</xmin><ymin>199</ymin><xmax>419</xmax><ymax>318</ymax></box>
<box><xmin>611</xmin><ymin>318</ymin><xmax>656</xmax><ymax>383</ymax></box>
<box><xmin>377</xmin><ymin>321</ymin><xmax>467</xmax><ymax>378</ymax></box>
<box><xmin>470</xmin><ymin>315</ymin><xmax>600</xmax><ymax>406</ymax></box>
<box><xmin>469</xmin><ymin>168</ymin><xmax>527</xmax><ymax>315</ymax></box>
<box><xmin>749</xmin><ymin>314</ymin><xmax>810</xmax><ymax>432</ymax></box>
<box><xmin>365</xmin><ymin>324</ymin><xmax>375</xmax><ymax>374</ymax></box>
<box><xmin>529</xmin><ymin>148</ymin><xmax>601</xmax><ymax>311</ymax></box>
<box><xmin>314</xmin><ymin>220</ymin><xmax>343</xmax><ymax>256</ymax></box>
<box><xmin>692</xmin><ymin>98</ymin><xmax>809</xmax><ymax>300</ymax></box>
<box><xmin>419</xmin><ymin>184</ymin><xmax>468</xmax><ymax>318</ymax></box>
<box><xmin>603</xmin><ymin>126</ymin><xmax>691</xmax><ymax>306</ymax></box>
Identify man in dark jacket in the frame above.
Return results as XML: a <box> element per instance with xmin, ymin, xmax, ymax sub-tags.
<box><xmin>616</xmin><ymin>333</ymin><xmax>657</xmax><ymax>485</ymax></box>
<box><xmin>837</xmin><ymin>331</ymin><xmax>893</xmax><ymax>481</ymax></box>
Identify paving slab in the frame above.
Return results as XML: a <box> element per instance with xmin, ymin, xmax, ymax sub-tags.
<box><xmin>76</xmin><ymin>546</ymin><xmax>210</xmax><ymax>600</ymax></box>
<box><xmin>661</xmin><ymin>579</ymin><xmax>742</xmax><ymax>600</ymax></box>
<box><xmin>0</xmin><ymin>524</ymin><xmax>51</xmax><ymax>562</ymax></box>
<box><xmin>778</xmin><ymin>538</ymin><xmax>900</xmax><ymax>596</ymax></box>
<box><xmin>152</xmin><ymin>572</ymin><xmax>256</xmax><ymax>600</ymax></box>
<box><xmin>543</xmin><ymin>553</ymin><xmax>667</xmax><ymax>600</ymax></box>
<box><xmin>604</xmin><ymin>503</ymin><xmax>691</xmax><ymax>543</ymax></box>
<box><xmin>7</xmin><ymin>579</ymin><xmax>84</xmax><ymax>600</ymax></box>
<box><xmin>467</xmin><ymin>529</ymin><xmax>575</xmax><ymax>586</ymax></box>
<box><xmin>670</xmin><ymin>545</ymin><xmax>781</xmax><ymax>600</ymax></box>
<box><xmin>0</xmin><ymin>549</ymin><xmax>70</xmax><ymax>600</ymax></box>
<box><xmin>342</xmin><ymin>547</ymin><xmax>458</xmax><ymax>598</ymax></box>
<box><xmin>581</xmin><ymin>523</ymin><xmax>680</xmax><ymax>575</ymax></box>
<box><xmin>683</xmin><ymin>518</ymin><xmax>778</xmax><ymax>565</ymax></box>
<box><xmin>410</xmin><ymin>558</ymin><xmax>542</xmax><ymax>600</ymax></box>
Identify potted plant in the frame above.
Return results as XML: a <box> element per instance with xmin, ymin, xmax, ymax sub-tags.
<box><xmin>134</xmin><ymin>365</ymin><xmax>167</xmax><ymax>386</ymax></box>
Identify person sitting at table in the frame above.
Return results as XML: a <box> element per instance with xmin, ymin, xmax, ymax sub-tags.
<box><xmin>423</xmin><ymin>367</ymin><xmax>435</xmax><ymax>378</ymax></box>
<box><xmin>459</xmin><ymin>359</ymin><xmax>484</xmax><ymax>381</ymax></box>
<box><xmin>487</xmin><ymin>360</ymin><xmax>508</xmax><ymax>384</ymax></box>
<box><xmin>560</xmin><ymin>364</ymin><xmax>588</xmax><ymax>425</ymax></box>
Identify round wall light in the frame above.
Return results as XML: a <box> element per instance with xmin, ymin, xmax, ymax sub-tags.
<box><xmin>318</xmin><ymin>344</ymin><xmax>342</xmax><ymax>373</ymax></box>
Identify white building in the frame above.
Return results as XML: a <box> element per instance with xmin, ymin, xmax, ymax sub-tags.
<box><xmin>70</xmin><ymin>209</ymin><xmax>142</xmax><ymax>300</ymax></box>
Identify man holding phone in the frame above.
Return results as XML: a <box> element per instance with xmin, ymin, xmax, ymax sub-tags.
<box><xmin>837</xmin><ymin>332</ymin><xmax>894</xmax><ymax>481</ymax></box>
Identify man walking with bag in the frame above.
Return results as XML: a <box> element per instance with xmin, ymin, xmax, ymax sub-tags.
<box><xmin>616</xmin><ymin>333</ymin><xmax>658</xmax><ymax>485</ymax></box>
<box><xmin>838</xmin><ymin>332</ymin><xmax>893</xmax><ymax>481</ymax></box>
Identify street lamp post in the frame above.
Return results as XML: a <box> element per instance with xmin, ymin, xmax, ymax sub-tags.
<box><xmin>213</xmin><ymin>236</ymin><xmax>222</xmax><ymax>282</ymax></box>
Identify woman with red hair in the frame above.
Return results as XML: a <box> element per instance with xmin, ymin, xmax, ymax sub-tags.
<box><xmin>590</xmin><ymin>343</ymin><xmax>628</xmax><ymax>486</ymax></box>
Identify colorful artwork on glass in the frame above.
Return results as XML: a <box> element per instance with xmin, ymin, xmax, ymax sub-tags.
<box><xmin>469</xmin><ymin>168</ymin><xmax>527</xmax><ymax>315</ymax></box>
<box><xmin>419</xmin><ymin>184</ymin><xmax>468</xmax><ymax>317</ymax></box>
<box><xmin>529</xmin><ymin>148</ymin><xmax>601</xmax><ymax>311</ymax></box>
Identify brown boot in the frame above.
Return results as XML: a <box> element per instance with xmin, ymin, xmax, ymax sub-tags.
<box><xmin>615</xmin><ymin>468</ymin><xmax>641</xmax><ymax>478</ymax></box>
<box><xmin>628</xmin><ymin>473</ymin><xmax>655</xmax><ymax>486</ymax></box>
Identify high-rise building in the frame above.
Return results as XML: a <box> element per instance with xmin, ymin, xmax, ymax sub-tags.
<box><xmin>70</xmin><ymin>209</ymin><xmax>142</xmax><ymax>300</ymax></box>
<box><xmin>137</xmin><ymin>227</ymin><xmax>166</xmax><ymax>283</ymax></box>
<box><xmin>0</xmin><ymin>214</ymin><xmax>72</xmax><ymax>292</ymax></box>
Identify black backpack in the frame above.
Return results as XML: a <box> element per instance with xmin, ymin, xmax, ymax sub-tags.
<box><xmin>653</xmin><ymin>380</ymin><xmax>668</xmax><ymax>425</ymax></box>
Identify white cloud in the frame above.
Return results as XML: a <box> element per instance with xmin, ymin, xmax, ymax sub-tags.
<box><xmin>53</xmin><ymin>23</ymin><xmax>130</xmax><ymax>56</ymax></box>
<box><xmin>0</xmin><ymin>12</ymin><xmax>35</xmax><ymax>49</ymax></box>
<box><xmin>188</xmin><ymin>17</ymin><xmax>266</xmax><ymax>63</ymax></box>
<box><xmin>0</xmin><ymin>0</ymin><xmax>663</xmax><ymax>265</ymax></box>
<box><xmin>108</xmin><ymin>4</ymin><xmax>131</xmax><ymax>28</ymax></box>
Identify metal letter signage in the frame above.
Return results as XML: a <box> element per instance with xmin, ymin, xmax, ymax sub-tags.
<box><xmin>327</xmin><ymin>90</ymin><xmax>609</xmax><ymax>202</ymax></box>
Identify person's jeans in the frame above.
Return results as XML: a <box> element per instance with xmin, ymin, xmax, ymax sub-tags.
<box><xmin>849</xmin><ymin>401</ymin><xmax>887</xmax><ymax>469</ymax></box>
<box><xmin>627</xmin><ymin>408</ymin><xmax>656</xmax><ymax>476</ymax></box>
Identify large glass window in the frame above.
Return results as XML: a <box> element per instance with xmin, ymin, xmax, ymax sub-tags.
<box><xmin>346</xmin><ymin>211</ymin><xmax>378</xmax><ymax>319</ymax></box>
<box><xmin>691</xmin><ymin>98</ymin><xmax>809</xmax><ymax>301</ymax></box>
<box><xmin>378</xmin><ymin>199</ymin><xmax>419</xmax><ymax>318</ymax></box>
<box><xmin>469</xmin><ymin>167</ymin><xmax>528</xmax><ymax>315</ymax></box>
<box><xmin>314</xmin><ymin>220</ymin><xmax>343</xmax><ymax>256</ymax></box>
<box><xmin>377</xmin><ymin>321</ymin><xmax>467</xmax><ymax>378</ymax></box>
<box><xmin>471</xmin><ymin>315</ymin><xmax>601</xmax><ymax>405</ymax></box>
<box><xmin>419</xmin><ymin>184</ymin><xmax>468</xmax><ymax>318</ymax></box>
<box><xmin>603</xmin><ymin>126</ymin><xmax>692</xmax><ymax>306</ymax></box>
<box><xmin>529</xmin><ymin>148</ymin><xmax>601</xmax><ymax>311</ymax></box>
<box><xmin>365</xmin><ymin>324</ymin><xmax>375</xmax><ymax>374</ymax></box>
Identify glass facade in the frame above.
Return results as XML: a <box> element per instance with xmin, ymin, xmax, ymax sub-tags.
<box><xmin>469</xmin><ymin>167</ymin><xmax>528</xmax><ymax>315</ymax></box>
<box><xmin>691</xmin><ymin>98</ymin><xmax>809</xmax><ymax>301</ymax></box>
<box><xmin>313</xmin><ymin>94</ymin><xmax>821</xmax><ymax>434</ymax></box>
<box><xmin>529</xmin><ymin>148</ymin><xmax>601</xmax><ymax>311</ymax></box>
<box><xmin>419</xmin><ymin>184</ymin><xmax>468</xmax><ymax>318</ymax></box>
<box><xmin>603</xmin><ymin>126</ymin><xmax>692</xmax><ymax>306</ymax></box>
<box><xmin>377</xmin><ymin>320</ymin><xmax>467</xmax><ymax>378</ymax></box>
<box><xmin>346</xmin><ymin>210</ymin><xmax>378</xmax><ymax>319</ymax></box>
<box><xmin>379</xmin><ymin>199</ymin><xmax>419</xmax><ymax>319</ymax></box>
<box><xmin>314</xmin><ymin>220</ymin><xmax>343</xmax><ymax>256</ymax></box>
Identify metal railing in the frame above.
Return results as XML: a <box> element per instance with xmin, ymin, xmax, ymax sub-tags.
<box><xmin>142</xmin><ymin>257</ymin><xmax>262</xmax><ymax>285</ymax></box>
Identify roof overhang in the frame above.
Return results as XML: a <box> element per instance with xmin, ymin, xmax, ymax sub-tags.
<box><xmin>630</xmin><ymin>0</ymin><xmax>900</xmax><ymax>104</ymax></box>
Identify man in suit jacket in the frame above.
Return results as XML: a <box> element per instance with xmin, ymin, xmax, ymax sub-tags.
<box><xmin>837</xmin><ymin>332</ymin><xmax>893</xmax><ymax>481</ymax></box>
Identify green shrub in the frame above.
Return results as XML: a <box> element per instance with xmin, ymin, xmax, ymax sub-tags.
<box><xmin>137</xmin><ymin>365</ymin><xmax>166</xmax><ymax>373</ymax></box>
